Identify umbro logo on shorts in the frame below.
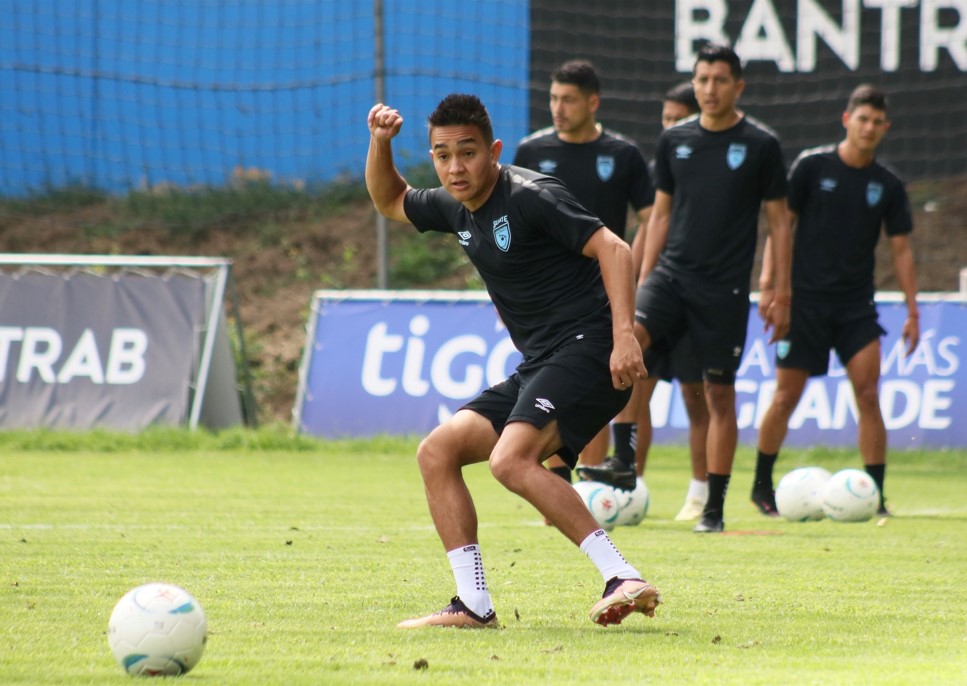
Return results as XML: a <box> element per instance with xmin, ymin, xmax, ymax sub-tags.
<box><xmin>534</xmin><ymin>398</ymin><xmax>555</xmax><ymax>413</ymax></box>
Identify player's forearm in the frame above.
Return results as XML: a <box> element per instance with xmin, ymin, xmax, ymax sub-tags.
<box><xmin>891</xmin><ymin>237</ymin><xmax>919</xmax><ymax>317</ymax></box>
<box><xmin>365</xmin><ymin>136</ymin><xmax>407</xmax><ymax>218</ymax></box>
<box><xmin>640</xmin><ymin>214</ymin><xmax>668</xmax><ymax>284</ymax></box>
<box><xmin>596</xmin><ymin>234</ymin><xmax>637</xmax><ymax>334</ymax></box>
<box><xmin>766</xmin><ymin>202</ymin><xmax>793</xmax><ymax>300</ymax></box>
<box><xmin>758</xmin><ymin>235</ymin><xmax>775</xmax><ymax>290</ymax></box>
<box><xmin>629</xmin><ymin>207</ymin><xmax>652</xmax><ymax>279</ymax></box>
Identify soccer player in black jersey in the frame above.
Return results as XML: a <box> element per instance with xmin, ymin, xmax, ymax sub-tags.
<box><xmin>512</xmin><ymin>59</ymin><xmax>654</xmax><ymax>489</ymax></box>
<box><xmin>580</xmin><ymin>80</ymin><xmax>711</xmax><ymax>518</ymax></box>
<box><xmin>752</xmin><ymin>85</ymin><xmax>920</xmax><ymax>518</ymax></box>
<box><xmin>366</xmin><ymin>94</ymin><xmax>661</xmax><ymax>628</ymax></box>
<box><xmin>634</xmin><ymin>44</ymin><xmax>794</xmax><ymax>533</ymax></box>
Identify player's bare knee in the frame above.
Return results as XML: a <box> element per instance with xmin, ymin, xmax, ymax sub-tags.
<box><xmin>770</xmin><ymin>388</ymin><xmax>803</xmax><ymax>419</ymax></box>
<box><xmin>853</xmin><ymin>383</ymin><xmax>881</xmax><ymax>413</ymax></box>
<box><xmin>416</xmin><ymin>434</ymin><xmax>452</xmax><ymax>477</ymax></box>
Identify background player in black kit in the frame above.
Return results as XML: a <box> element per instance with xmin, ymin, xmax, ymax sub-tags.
<box><xmin>583</xmin><ymin>81</ymin><xmax>712</xmax><ymax>520</ymax></box>
<box><xmin>634</xmin><ymin>44</ymin><xmax>794</xmax><ymax>533</ymax></box>
<box><xmin>752</xmin><ymin>85</ymin><xmax>920</xmax><ymax>517</ymax></box>
<box><xmin>366</xmin><ymin>94</ymin><xmax>661</xmax><ymax>629</ymax></box>
<box><xmin>513</xmin><ymin>60</ymin><xmax>654</xmax><ymax>482</ymax></box>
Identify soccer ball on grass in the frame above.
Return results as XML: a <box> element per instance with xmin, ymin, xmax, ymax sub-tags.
<box><xmin>821</xmin><ymin>468</ymin><xmax>879</xmax><ymax>522</ymax></box>
<box><xmin>107</xmin><ymin>582</ymin><xmax>208</xmax><ymax>676</ymax></box>
<box><xmin>573</xmin><ymin>480</ymin><xmax>620</xmax><ymax>531</ymax></box>
<box><xmin>775</xmin><ymin>467</ymin><xmax>831</xmax><ymax>522</ymax></box>
<box><xmin>613</xmin><ymin>477</ymin><xmax>650</xmax><ymax>526</ymax></box>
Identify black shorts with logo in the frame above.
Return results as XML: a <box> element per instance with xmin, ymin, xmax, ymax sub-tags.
<box><xmin>635</xmin><ymin>269</ymin><xmax>750</xmax><ymax>384</ymax></box>
<box><xmin>777</xmin><ymin>297</ymin><xmax>885</xmax><ymax>376</ymax></box>
<box><xmin>462</xmin><ymin>335</ymin><xmax>631</xmax><ymax>469</ymax></box>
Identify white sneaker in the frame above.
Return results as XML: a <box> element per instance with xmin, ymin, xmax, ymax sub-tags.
<box><xmin>674</xmin><ymin>496</ymin><xmax>705</xmax><ymax>521</ymax></box>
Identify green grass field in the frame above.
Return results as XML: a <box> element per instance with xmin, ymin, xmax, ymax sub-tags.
<box><xmin>2</xmin><ymin>430</ymin><xmax>965</xmax><ymax>685</ymax></box>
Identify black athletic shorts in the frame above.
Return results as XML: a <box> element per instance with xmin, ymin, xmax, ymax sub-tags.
<box><xmin>645</xmin><ymin>329</ymin><xmax>703</xmax><ymax>384</ymax></box>
<box><xmin>635</xmin><ymin>269</ymin><xmax>750</xmax><ymax>384</ymax></box>
<box><xmin>777</xmin><ymin>298</ymin><xmax>885</xmax><ymax>376</ymax></box>
<box><xmin>461</xmin><ymin>335</ymin><xmax>631</xmax><ymax>469</ymax></box>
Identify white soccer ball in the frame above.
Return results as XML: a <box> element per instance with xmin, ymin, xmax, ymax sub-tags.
<box><xmin>775</xmin><ymin>467</ymin><xmax>832</xmax><ymax>522</ymax></box>
<box><xmin>108</xmin><ymin>582</ymin><xmax>208</xmax><ymax>676</ymax></box>
<box><xmin>613</xmin><ymin>477</ymin><xmax>650</xmax><ymax>526</ymax></box>
<box><xmin>573</xmin><ymin>480</ymin><xmax>620</xmax><ymax>531</ymax></box>
<box><xmin>821</xmin><ymin>468</ymin><xmax>880</xmax><ymax>522</ymax></box>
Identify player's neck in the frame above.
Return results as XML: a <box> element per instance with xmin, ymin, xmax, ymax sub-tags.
<box><xmin>837</xmin><ymin>140</ymin><xmax>876</xmax><ymax>168</ymax></box>
<box><xmin>558</xmin><ymin>121</ymin><xmax>602</xmax><ymax>144</ymax></box>
<box><xmin>463</xmin><ymin>165</ymin><xmax>502</xmax><ymax>213</ymax></box>
<box><xmin>700</xmin><ymin>109</ymin><xmax>742</xmax><ymax>132</ymax></box>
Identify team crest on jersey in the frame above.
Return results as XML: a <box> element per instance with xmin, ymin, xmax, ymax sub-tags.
<box><xmin>493</xmin><ymin>215</ymin><xmax>511</xmax><ymax>252</ymax></box>
<box><xmin>820</xmin><ymin>177</ymin><xmax>837</xmax><ymax>192</ymax></box>
<box><xmin>866</xmin><ymin>181</ymin><xmax>883</xmax><ymax>207</ymax></box>
<box><xmin>539</xmin><ymin>160</ymin><xmax>558</xmax><ymax>174</ymax></box>
<box><xmin>675</xmin><ymin>144</ymin><xmax>692</xmax><ymax>159</ymax></box>
<box><xmin>596</xmin><ymin>155</ymin><xmax>615</xmax><ymax>181</ymax></box>
<box><xmin>777</xmin><ymin>340</ymin><xmax>791</xmax><ymax>360</ymax></box>
<box><xmin>727</xmin><ymin>143</ymin><xmax>747</xmax><ymax>170</ymax></box>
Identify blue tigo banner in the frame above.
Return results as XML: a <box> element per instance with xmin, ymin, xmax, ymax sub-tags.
<box><xmin>295</xmin><ymin>291</ymin><xmax>967</xmax><ymax>449</ymax></box>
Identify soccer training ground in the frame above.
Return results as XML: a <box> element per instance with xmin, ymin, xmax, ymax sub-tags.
<box><xmin>2</xmin><ymin>429</ymin><xmax>965</xmax><ymax>685</ymax></box>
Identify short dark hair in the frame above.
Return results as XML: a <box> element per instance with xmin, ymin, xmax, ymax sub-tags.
<box><xmin>694</xmin><ymin>43</ymin><xmax>743</xmax><ymax>80</ymax></box>
<box><xmin>551</xmin><ymin>59</ymin><xmax>600</xmax><ymax>95</ymax></box>
<box><xmin>427</xmin><ymin>93</ymin><xmax>494</xmax><ymax>145</ymax></box>
<box><xmin>664</xmin><ymin>81</ymin><xmax>699</xmax><ymax>114</ymax></box>
<box><xmin>847</xmin><ymin>84</ymin><xmax>888</xmax><ymax>114</ymax></box>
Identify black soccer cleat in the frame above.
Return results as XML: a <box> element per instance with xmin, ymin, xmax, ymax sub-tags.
<box><xmin>693</xmin><ymin>514</ymin><xmax>725</xmax><ymax>533</ymax></box>
<box><xmin>576</xmin><ymin>457</ymin><xmax>636</xmax><ymax>492</ymax></box>
<box><xmin>751</xmin><ymin>488</ymin><xmax>780</xmax><ymax>517</ymax></box>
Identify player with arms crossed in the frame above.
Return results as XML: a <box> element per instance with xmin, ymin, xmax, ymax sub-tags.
<box><xmin>366</xmin><ymin>94</ymin><xmax>661</xmax><ymax>628</ymax></box>
<box><xmin>752</xmin><ymin>84</ymin><xmax>919</xmax><ymax>517</ymax></box>
<box><xmin>633</xmin><ymin>44</ymin><xmax>793</xmax><ymax>533</ymax></box>
<box><xmin>513</xmin><ymin>59</ymin><xmax>654</xmax><ymax>488</ymax></box>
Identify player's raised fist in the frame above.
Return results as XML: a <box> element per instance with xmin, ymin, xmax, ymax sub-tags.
<box><xmin>368</xmin><ymin>103</ymin><xmax>403</xmax><ymax>140</ymax></box>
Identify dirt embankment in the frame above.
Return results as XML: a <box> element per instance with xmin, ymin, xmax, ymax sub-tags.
<box><xmin>1</xmin><ymin>177</ymin><xmax>964</xmax><ymax>424</ymax></box>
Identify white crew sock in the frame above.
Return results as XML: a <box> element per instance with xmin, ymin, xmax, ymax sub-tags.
<box><xmin>687</xmin><ymin>478</ymin><xmax>709</xmax><ymax>501</ymax></box>
<box><xmin>579</xmin><ymin>529</ymin><xmax>641</xmax><ymax>582</ymax></box>
<box><xmin>446</xmin><ymin>544</ymin><xmax>493</xmax><ymax>618</ymax></box>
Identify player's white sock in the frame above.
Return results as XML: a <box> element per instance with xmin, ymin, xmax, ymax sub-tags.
<box><xmin>580</xmin><ymin>529</ymin><xmax>641</xmax><ymax>582</ymax></box>
<box><xmin>446</xmin><ymin>544</ymin><xmax>493</xmax><ymax>618</ymax></box>
<box><xmin>687</xmin><ymin>478</ymin><xmax>709</xmax><ymax>501</ymax></box>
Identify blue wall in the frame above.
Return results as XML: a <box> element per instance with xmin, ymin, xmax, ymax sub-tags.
<box><xmin>0</xmin><ymin>1</ymin><xmax>529</xmax><ymax>194</ymax></box>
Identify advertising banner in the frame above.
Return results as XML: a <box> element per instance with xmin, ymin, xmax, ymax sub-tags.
<box><xmin>296</xmin><ymin>291</ymin><xmax>966</xmax><ymax>448</ymax></box>
<box><xmin>0</xmin><ymin>271</ymin><xmax>207</xmax><ymax>430</ymax></box>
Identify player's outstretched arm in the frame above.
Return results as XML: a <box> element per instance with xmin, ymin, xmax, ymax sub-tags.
<box><xmin>583</xmin><ymin>227</ymin><xmax>648</xmax><ymax>389</ymax></box>
<box><xmin>365</xmin><ymin>103</ymin><xmax>410</xmax><ymax>224</ymax></box>
<box><xmin>889</xmin><ymin>233</ymin><xmax>920</xmax><ymax>356</ymax></box>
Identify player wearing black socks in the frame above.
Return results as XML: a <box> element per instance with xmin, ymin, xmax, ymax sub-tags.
<box><xmin>633</xmin><ymin>45</ymin><xmax>793</xmax><ymax>533</ymax></box>
<box><xmin>754</xmin><ymin>85</ymin><xmax>919</xmax><ymax>519</ymax></box>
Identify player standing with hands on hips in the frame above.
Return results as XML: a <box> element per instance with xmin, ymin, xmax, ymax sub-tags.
<box><xmin>366</xmin><ymin>94</ymin><xmax>661</xmax><ymax>628</ymax></box>
<box><xmin>751</xmin><ymin>85</ymin><xmax>920</xmax><ymax>517</ymax></box>
<box><xmin>633</xmin><ymin>44</ymin><xmax>793</xmax><ymax>533</ymax></box>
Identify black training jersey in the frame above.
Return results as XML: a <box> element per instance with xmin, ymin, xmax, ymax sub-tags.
<box><xmin>512</xmin><ymin>126</ymin><xmax>653</xmax><ymax>240</ymax></box>
<box><xmin>403</xmin><ymin>164</ymin><xmax>611</xmax><ymax>362</ymax></box>
<box><xmin>653</xmin><ymin>115</ymin><xmax>787</xmax><ymax>284</ymax></box>
<box><xmin>788</xmin><ymin>144</ymin><xmax>913</xmax><ymax>303</ymax></box>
